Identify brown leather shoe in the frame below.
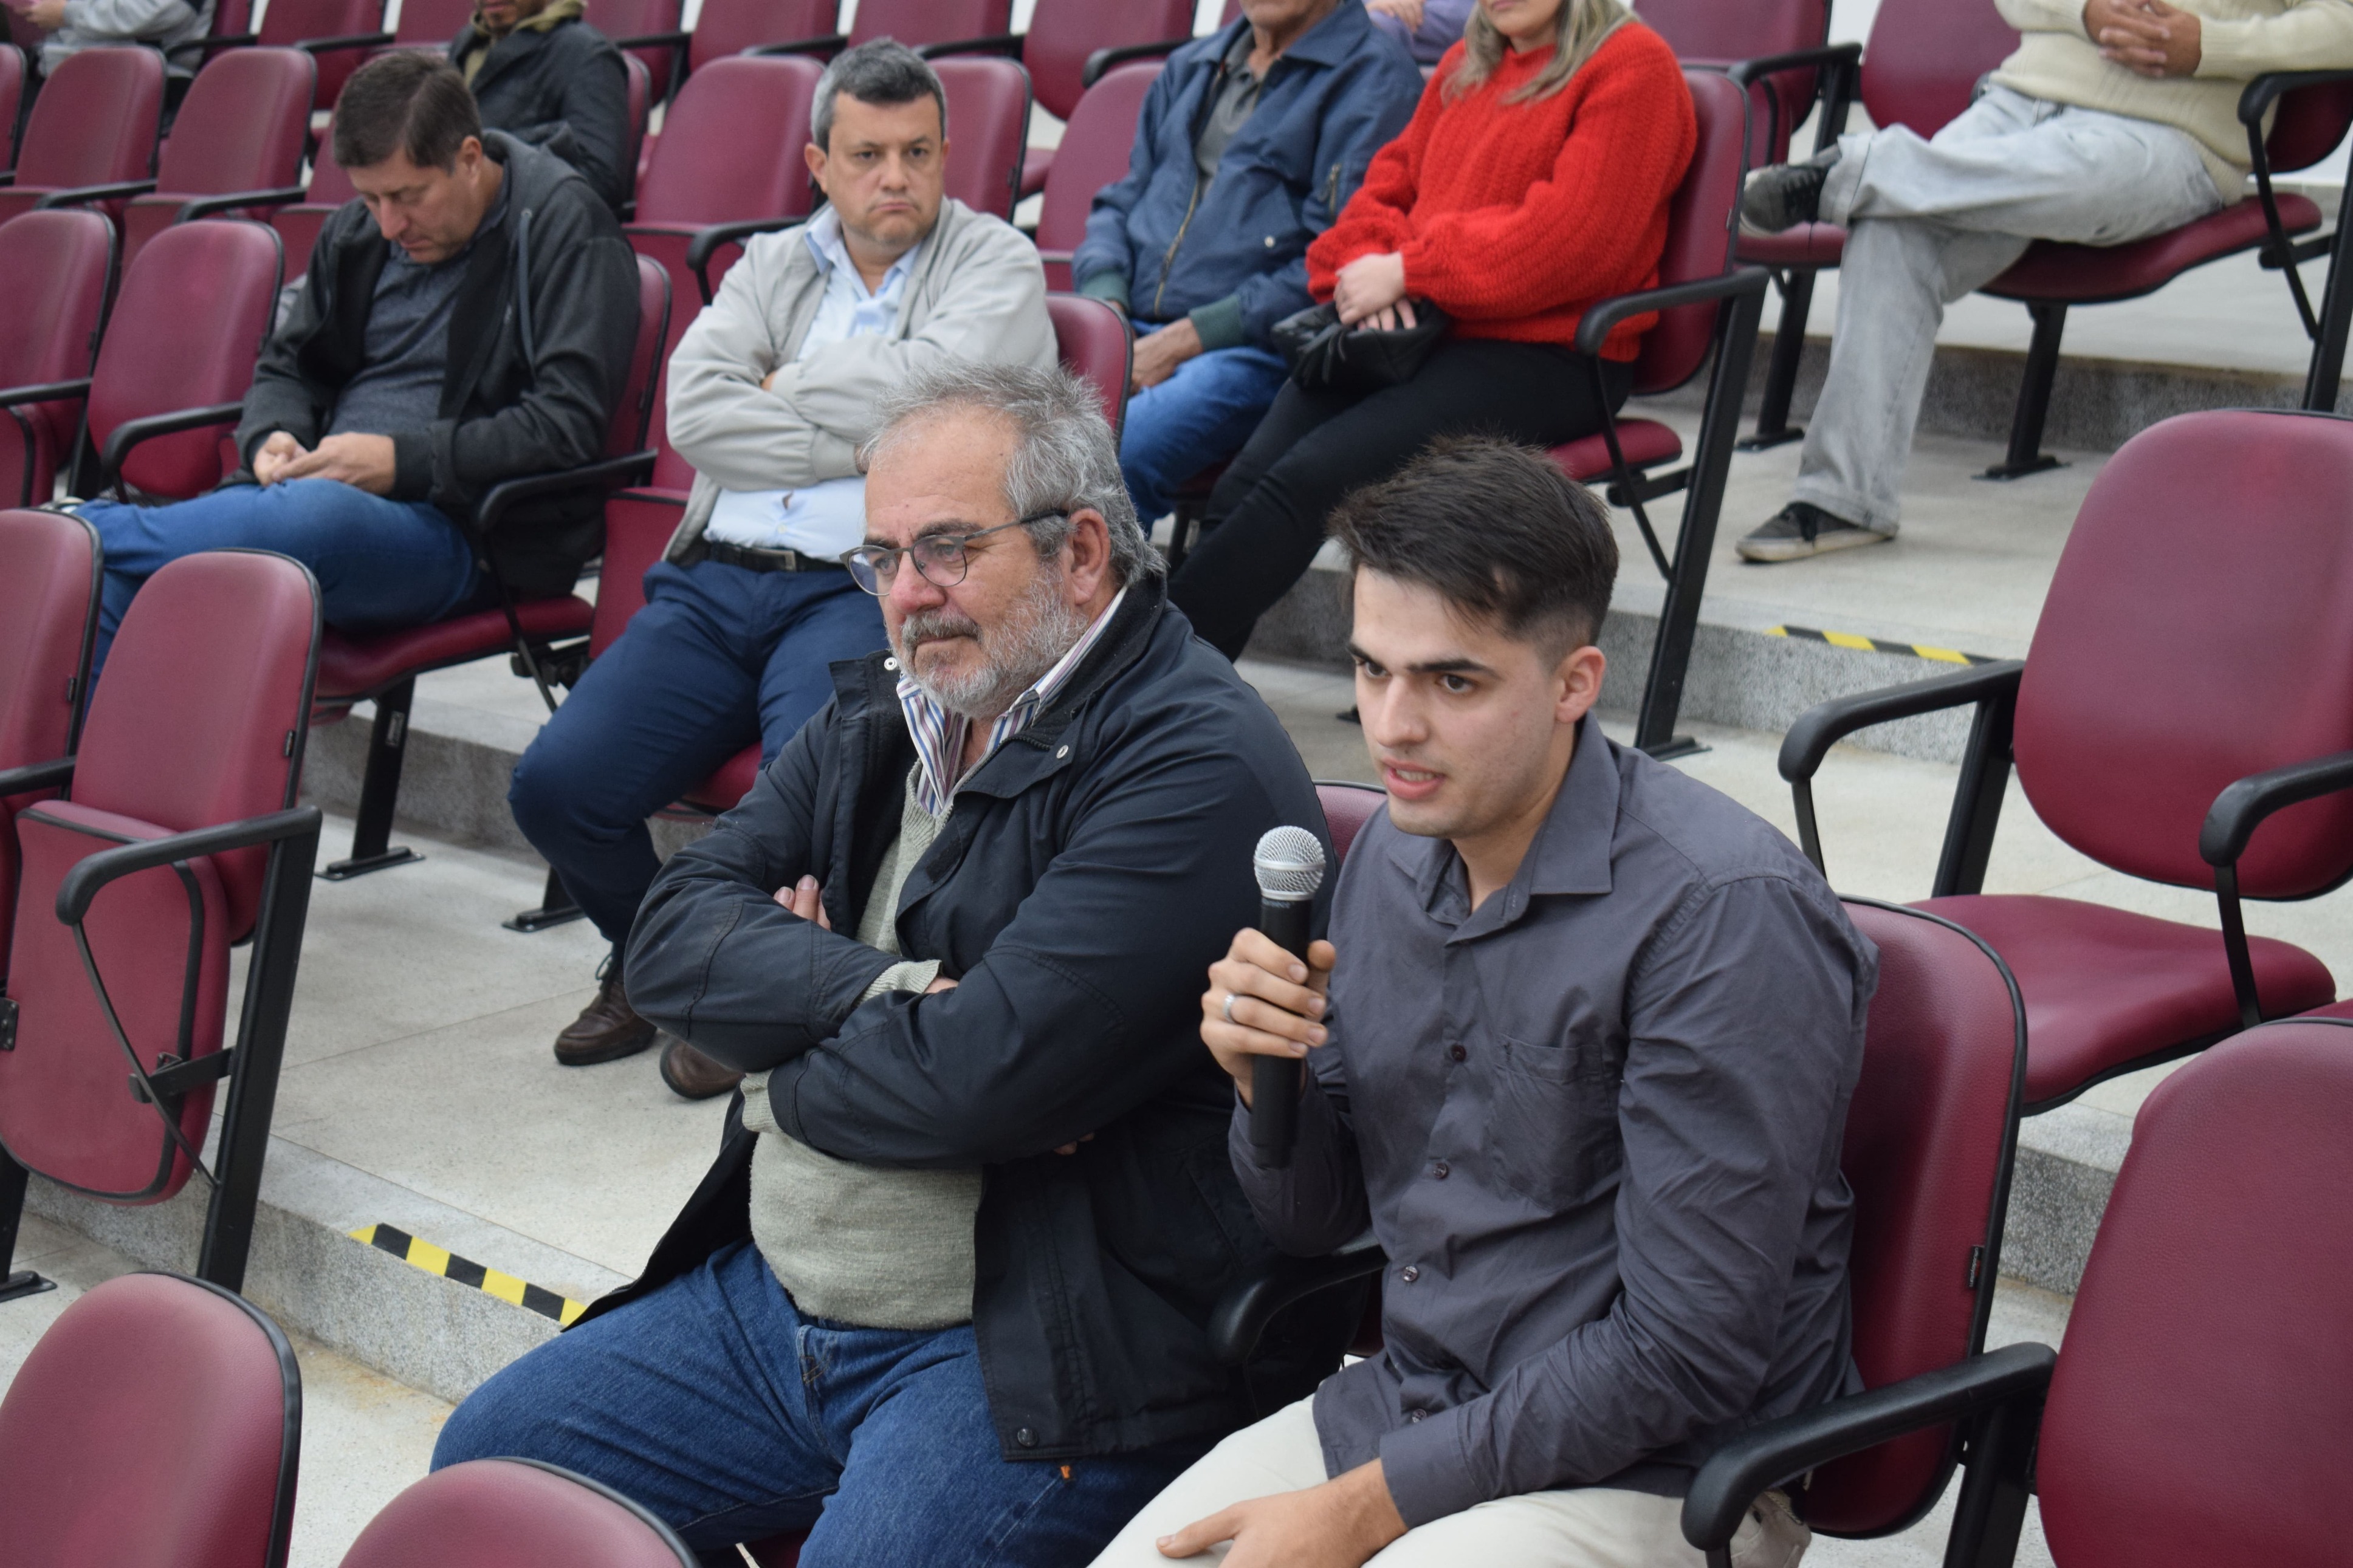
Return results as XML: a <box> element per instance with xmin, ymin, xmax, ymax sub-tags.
<box><xmin>659</xmin><ymin>1035</ymin><xmax>744</xmax><ymax>1100</ymax></box>
<box><xmin>554</xmin><ymin>961</ymin><xmax>657</xmax><ymax>1066</ymax></box>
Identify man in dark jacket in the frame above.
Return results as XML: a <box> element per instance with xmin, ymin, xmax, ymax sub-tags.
<box><xmin>73</xmin><ymin>52</ymin><xmax>639</xmax><ymax>674</ymax></box>
<box><xmin>1072</xmin><ymin>0</ymin><xmax>1420</xmax><ymax>529</ymax></box>
<box><xmin>435</xmin><ymin>362</ymin><xmax>1350</xmax><ymax>1565</ymax></box>
<box><xmin>449</xmin><ymin>0</ymin><xmax>633</xmax><ymax>213</ymax></box>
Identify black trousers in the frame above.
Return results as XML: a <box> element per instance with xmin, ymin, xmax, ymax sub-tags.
<box><xmin>1167</xmin><ymin>337</ymin><xmax>1635</xmax><ymax>660</ymax></box>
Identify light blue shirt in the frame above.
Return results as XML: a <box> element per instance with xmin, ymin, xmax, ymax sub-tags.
<box><xmin>704</xmin><ymin>209</ymin><xmax>921</xmax><ymax>557</ymax></box>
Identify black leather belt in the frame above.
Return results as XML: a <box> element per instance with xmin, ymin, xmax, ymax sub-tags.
<box><xmin>702</xmin><ymin>538</ymin><xmax>847</xmax><ymax>573</ymax></box>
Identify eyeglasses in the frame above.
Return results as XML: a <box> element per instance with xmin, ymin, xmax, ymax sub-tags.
<box><xmin>840</xmin><ymin>513</ymin><xmax>1063</xmax><ymax>596</ymax></box>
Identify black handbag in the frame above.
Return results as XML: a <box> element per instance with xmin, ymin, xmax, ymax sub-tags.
<box><xmin>1271</xmin><ymin>300</ymin><xmax>1451</xmax><ymax>395</ymax></box>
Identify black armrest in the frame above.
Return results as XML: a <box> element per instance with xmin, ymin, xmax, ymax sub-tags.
<box><xmin>610</xmin><ymin>28</ymin><xmax>690</xmax><ymax>48</ymax></box>
<box><xmin>33</xmin><ymin>179</ymin><xmax>159</xmax><ymax>209</ymax></box>
<box><xmin>57</xmin><ymin>806</ymin><xmax>324</xmax><ymax>924</ymax></box>
<box><xmin>2200</xmin><ymin>748</ymin><xmax>2353</xmax><ymax>867</ymax></box>
<box><xmin>688</xmin><ymin>216</ymin><xmax>802</xmax><ymax>301</ymax></box>
<box><xmin>1778</xmin><ymin>660</ymin><xmax>2024</xmax><ymax>785</ymax></box>
<box><xmin>173</xmin><ymin>185</ymin><xmax>309</xmax><ymax>222</ymax></box>
<box><xmin>1682</xmin><ymin>1343</ymin><xmax>2055</xmax><ymax>1553</ymax></box>
<box><xmin>477</xmin><ymin>450</ymin><xmax>656</xmax><ymax>536</ymax></box>
<box><xmin>2240</xmin><ymin>68</ymin><xmax>2353</xmax><ymax>126</ymax></box>
<box><xmin>0</xmin><ymin>756</ymin><xmax>76</xmax><ymax>799</ymax></box>
<box><xmin>1082</xmin><ymin>36</ymin><xmax>1189</xmax><ymax>87</ymax></box>
<box><xmin>1573</xmin><ymin>267</ymin><xmax>1769</xmax><ymax>358</ymax></box>
<box><xmin>1208</xmin><ymin>1233</ymin><xmax>1386</xmax><ymax>1366</ymax></box>
<box><xmin>1720</xmin><ymin>41</ymin><xmax>1861</xmax><ymax>89</ymax></box>
<box><xmin>96</xmin><ymin>400</ymin><xmax>247</xmax><ymax>493</ymax></box>
<box><xmin>915</xmin><ymin>31</ymin><xmax>1023</xmax><ymax>60</ymax></box>
<box><xmin>744</xmin><ymin>32</ymin><xmax>847</xmax><ymax>57</ymax></box>
<box><xmin>205</xmin><ymin>30</ymin><xmax>261</xmax><ymax>49</ymax></box>
<box><xmin>0</xmin><ymin>377</ymin><xmax>94</xmax><ymax>409</ymax></box>
<box><xmin>295</xmin><ymin>30</ymin><xmax>395</xmax><ymax>53</ymax></box>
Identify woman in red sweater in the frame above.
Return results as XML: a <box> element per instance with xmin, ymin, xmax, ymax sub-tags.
<box><xmin>1166</xmin><ymin>0</ymin><xmax>1695</xmax><ymax>660</ymax></box>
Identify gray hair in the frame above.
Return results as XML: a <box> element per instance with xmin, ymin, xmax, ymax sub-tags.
<box><xmin>862</xmin><ymin>361</ymin><xmax>1162</xmax><ymax>586</ymax></box>
<box><xmin>811</xmin><ymin>38</ymin><xmax>947</xmax><ymax>152</ymax></box>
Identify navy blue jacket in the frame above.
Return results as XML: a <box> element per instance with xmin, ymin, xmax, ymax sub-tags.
<box><xmin>607</xmin><ymin>577</ymin><xmax>1354</xmax><ymax>1460</ymax></box>
<box><xmin>1072</xmin><ymin>2</ymin><xmax>1422</xmax><ymax>350</ymax></box>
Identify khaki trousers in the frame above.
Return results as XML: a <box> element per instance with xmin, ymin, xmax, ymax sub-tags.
<box><xmin>1085</xmin><ymin>1398</ymin><xmax>1810</xmax><ymax>1568</ymax></box>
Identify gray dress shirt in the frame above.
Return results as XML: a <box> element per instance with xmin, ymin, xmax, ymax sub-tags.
<box><xmin>1229</xmin><ymin>716</ymin><xmax>1876</xmax><ymax>1527</ymax></box>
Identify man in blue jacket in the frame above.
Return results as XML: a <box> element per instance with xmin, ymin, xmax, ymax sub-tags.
<box><xmin>1073</xmin><ymin>0</ymin><xmax>1420</xmax><ymax>527</ymax></box>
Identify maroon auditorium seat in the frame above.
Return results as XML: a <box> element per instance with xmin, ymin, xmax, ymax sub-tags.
<box><xmin>1014</xmin><ymin>0</ymin><xmax>1193</xmax><ymax>200</ymax></box>
<box><xmin>311</xmin><ymin>253</ymin><xmax>670</xmax><ymax>882</ymax></box>
<box><xmin>0</xmin><ymin>549</ymin><xmax>322</xmax><ymax>1292</ymax></box>
<box><xmin>379</xmin><ymin>0</ymin><xmax>476</xmax><ymax>50</ymax></box>
<box><xmin>0</xmin><ymin>210</ymin><xmax>114</xmax><ymax>508</ymax></box>
<box><xmin>0</xmin><ymin>1273</ymin><xmax>301</xmax><ymax>1563</ymax></box>
<box><xmin>1034</xmin><ymin>59</ymin><xmax>1159</xmax><ymax>291</ymax></box>
<box><xmin>1046</xmin><ymin>292</ymin><xmax>1130</xmax><ymax>434</ymax></box>
<box><xmin>596</xmin><ymin>0</ymin><xmax>684</xmax><ymax>106</ymax></box>
<box><xmin>1685</xmin><ymin>1016</ymin><xmax>2353</xmax><ymax>1568</ymax></box>
<box><xmin>623</xmin><ymin>0</ymin><xmax>834</xmax><ymax>87</ymax></box>
<box><xmin>0</xmin><ymin>507</ymin><xmax>100</xmax><ymax>978</ymax></box>
<box><xmin>0</xmin><ymin>46</ymin><xmax>163</xmax><ymax>225</ymax></box>
<box><xmin>1314</xmin><ymin>779</ymin><xmax>1383</xmax><ymax>866</ymax></box>
<box><xmin>1782</xmin><ymin>408</ymin><xmax>2353</xmax><ymax>1112</ymax></box>
<box><xmin>0</xmin><ymin>42</ymin><xmax>21</xmax><ymax>172</ymax></box>
<box><xmin>850</xmin><ymin>0</ymin><xmax>1008</xmax><ymax>52</ymax></box>
<box><xmin>121</xmin><ymin>49</ymin><xmax>315</xmax><ymax>275</ymax></box>
<box><xmin>270</xmin><ymin>115</ymin><xmax>360</xmax><ymax>287</ymax></box>
<box><xmin>342</xmin><ymin>1460</ymin><xmax>695</xmax><ymax>1568</ymax></box>
<box><xmin>215</xmin><ymin>0</ymin><xmax>393</xmax><ymax>112</ymax></box>
<box><xmin>1638</xmin><ymin>0</ymin><xmax>1830</xmax><ymax>166</ymax></box>
<box><xmin>935</xmin><ymin>56</ymin><xmax>1032</xmax><ymax>222</ymax></box>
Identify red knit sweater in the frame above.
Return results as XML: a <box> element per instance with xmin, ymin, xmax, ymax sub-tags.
<box><xmin>1308</xmin><ymin>24</ymin><xmax>1695</xmax><ymax>361</ymax></box>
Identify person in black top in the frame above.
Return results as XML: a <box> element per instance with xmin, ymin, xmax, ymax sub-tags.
<box><xmin>450</xmin><ymin>0</ymin><xmax>633</xmax><ymax>212</ymax></box>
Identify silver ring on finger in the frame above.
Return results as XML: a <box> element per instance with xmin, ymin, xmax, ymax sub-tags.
<box><xmin>1221</xmin><ymin>991</ymin><xmax>1239</xmax><ymax>1024</ymax></box>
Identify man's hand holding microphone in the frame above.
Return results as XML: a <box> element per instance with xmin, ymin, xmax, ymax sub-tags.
<box><xmin>1200</xmin><ymin>931</ymin><xmax>1336</xmax><ymax>1109</ymax></box>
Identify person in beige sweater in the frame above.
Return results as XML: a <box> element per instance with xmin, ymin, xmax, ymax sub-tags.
<box><xmin>1734</xmin><ymin>0</ymin><xmax>2353</xmax><ymax>561</ymax></box>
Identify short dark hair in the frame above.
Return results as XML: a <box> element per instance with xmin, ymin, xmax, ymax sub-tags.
<box><xmin>1327</xmin><ymin>437</ymin><xmax>1620</xmax><ymax>655</ymax></box>
<box><xmin>332</xmin><ymin>52</ymin><xmax>483</xmax><ymax>173</ymax></box>
<box><xmin>811</xmin><ymin>38</ymin><xmax>947</xmax><ymax>152</ymax></box>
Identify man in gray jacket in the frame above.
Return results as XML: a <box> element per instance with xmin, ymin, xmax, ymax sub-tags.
<box><xmin>7</xmin><ymin>0</ymin><xmax>210</xmax><ymax>77</ymax></box>
<box><xmin>509</xmin><ymin>40</ymin><xmax>1056</xmax><ymax>1089</ymax></box>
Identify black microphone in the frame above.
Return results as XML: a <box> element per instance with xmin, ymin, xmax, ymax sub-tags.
<box><xmin>1249</xmin><ymin>825</ymin><xmax>1327</xmax><ymax>1168</ymax></box>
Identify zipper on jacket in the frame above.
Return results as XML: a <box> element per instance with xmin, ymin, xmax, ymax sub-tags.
<box><xmin>1324</xmin><ymin>160</ymin><xmax>1342</xmax><ymax>211</ymax></box>
<box><xmin>1150</xmin><ymin>177</ymin><xmax>1205</xmax><ymax>320</ymax></box>
<box><xmin>1155</xmin><ymin>46</ymin><xmax>1238</xmax><ymax>320</ymax></box>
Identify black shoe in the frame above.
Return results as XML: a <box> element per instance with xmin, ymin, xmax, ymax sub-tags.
<box><xmin>659</xmin><ymin>1035</ymin><xmax>744</xmax><ymax>1101</ymax></box>
<box><xmin>1740</xmin><ymin>151</ymin><xmax>1838</xmax><ymax>235</ymax></box>
<box><xmin>553</xmin><ymin>954</ymin><xmax>658</xmax><ymax>1066</ymax></box>
<box><xmin>1736</xmin><ymin>502</ymin><xmax>1892</xmax><ymax>563</ymax></box>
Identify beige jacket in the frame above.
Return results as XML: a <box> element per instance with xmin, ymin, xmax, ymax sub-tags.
<box><xmin>1993</xmin><ymin>0</ymin><xmax>2353</xmax><ymax>194</ymax></box>
<box><xmin>661</xmin><ymin>197</ymin><xmax>1056</xmax><ymax>561</ymax></box>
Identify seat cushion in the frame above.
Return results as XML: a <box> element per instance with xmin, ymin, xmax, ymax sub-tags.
<box><xmin>1550</xmin><ymin>419</ymin><xmax>1683</xmax><ymax>483</ymax></box>
<box><xmin>1985</xmin><ymin>194</ymin><xmax>2322</xmax><ymax>304</ymax></box>
<box><xmin>2296</xmin><ymin>998</ymin><xmax>2353</xmax><ymax>1022</ymax></box>
<box><xmin>676</xmin><ymin>744</ymin><xmax>760</xmax><ymax>815</ymax></box>
<box><xmin>1915</xmin><ymin>894</ymin><xmax>2334</xmax><ymax>1106</ymax></box>
<box><xmin>315</xmin><ymin>598</ymin><xmax>593</xmax><ymax>702</ymax></box>
<box><xmin>1737</xmin><ymin>221</ymin><xmax>1847</xmax><ymax>269</ymax></box>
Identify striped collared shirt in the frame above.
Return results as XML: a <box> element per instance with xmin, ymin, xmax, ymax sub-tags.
<box><xmin>898</xmin><ymin>587</ymin><xmax>1127</xmax><ymax>818</ymax></box>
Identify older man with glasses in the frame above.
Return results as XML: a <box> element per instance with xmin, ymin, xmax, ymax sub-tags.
<box><xmin>438</xmin><ymin>361</ymin><xmax>1351</xmax><ymax>1568</ymax></box>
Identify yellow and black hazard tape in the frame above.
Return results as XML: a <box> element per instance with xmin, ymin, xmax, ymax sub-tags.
<box><xmin>1767</xmin><ymin>625</ymin><xmax>1999</xmax><ymax>668</ymax></box>
<box><xmin>349</xmin><ymin>1224</ymin><xmax>588</xmax><ymax>1326</ymax></box>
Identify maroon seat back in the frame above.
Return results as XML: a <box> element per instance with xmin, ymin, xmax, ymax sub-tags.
<box><xmin>86</xmin><ymin>219</ymin><xmax>282</xmax><ymax>500</ymax></box>
<box><xmin>273</xmin><ymin>117</ymin><xmax>360</xmax><ymax>284</ymax></box>
<box><xmin>259</xmin><ymin>0</ymin><xmax>389</xmax><ymax>108</ymax></box>
<box><xmin>589</xmin><ymin>491</ymin><xmax>684</xmax><ymax>657</ymax></box>
<box><xmin>633</xmin><ymin>53</ymin><xmax>821</xmax><ymax>227</ymax></box>
<box><xmin>1627</xmin><ymin>69</ymin><xmax>1748</xmax><ymax>398</ymax></box>
<box><xmin>1</xmin><ymin>549</ymin><xmax>317</xmax><ymax>1200</ymax></box>
<box><xmin>2036</xmin><ymin>1020</ymin><xmax>2353</xmax><ymax>1567</ymax></box>
<box><xmin>0</xmin><ymin>46</ymin><xmax>163</xmax><ymax>223</ymax></box>
<box><xmin>0</xmin><ymin>1273</ymin><xmax>301</xmax><ymax>1568</ymax></box>
<box><xmin>1022</xmin><ymin>0</ymin><xmax>1190</xmax><ymax>122</ymax></box>
<box><xmin>0</xmin><ymin>508</ymin><xmax>100</xmax><ymax>974</ymax></box>
<box><xmin>936</xmin><ymin>56</ymin><xmax>1030</xmax><ymax>220</ymax></box>
<box><xmin>1316</xmin><ymin>781</ymin><xmax>1384</xmax><ymax>867</ymax></box>
<box><xmin>0</xmin><ymin>42</ymin><xmax>21</xmax><ymax>171</ymax></box>
<box><xmin>1804</xmin><ymin>901</ymin><xmax>2024</xmax><ymax>1534</ymax></box>
<box><xmin>2262</xmin><ymin>79</ymin><xmax>2353</xmax><ymax>174</ymax></box>
<box><xmin>124</xmin><ymin>48</ymin><xmax>315</xmax><ymax>270</ymax></box>
<box><xmin>1637</xmin><ymin>0</ymin><xmax>1828</xmax><ymax>163</ymax></box>
<box><xmin>597</xmin><ymin>0</ymin><xmax>684</xmax><ymax>102</ymax></box>
<box><xmin>0</xmin><ymin>210</ymin><xmax>114</xmax><ymax>507</ymax></box>
<box><xmin>2013</xmin><ymin>410</ymin><xmax>2353</xmax><ymax>899</ymax></box>
<box><xmin>847</xmin><ymin>0</ymin><xmax>1008</xmax><ymax>49</ymax></box>
<box><xmin>1858</xmin><ymin>0</ymin><xmax>2018</xmax><ymax>139</ymax></box>
<box><xmin>1035</xmin><ymin>58</ymin><xmax>1157</xmax><ymax>285</ymax></box>
<box><xmin>342</xmin><ymin>1460</ymin><xmax>696</xmax><ymax>1567</ymax></box>
<box><xmin>1048</xmin><ymin>293</ymin><xmax>1130</xmax><ymax>436</ymax></box>
<box><xmin>614</xmin><ymin>251</ymin><xmax>672</xmax><ymax>457</ymax></box>
<box><xmin>392</xmin><ymin>0</ymin><xmax>476</xmax><ymax>46</ymax></box>
<box><xmin>623</xmin><ymin>50</ymin><xmax>651</xmax><ymax>207</ymax></box>
<box><xmin>687</xmin><ymin>0</ymin><xmax>834</xmax><ymax>74</ymax></box>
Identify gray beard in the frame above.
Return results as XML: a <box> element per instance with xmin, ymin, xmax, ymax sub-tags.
<box><xmin>895</xmin><ymin>570</ymin><xmax>1092</xmax><ymax>721</ymax></box>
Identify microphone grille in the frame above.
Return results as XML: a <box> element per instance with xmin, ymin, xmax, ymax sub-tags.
<box><xmin>1253</xmin><ymin>825</ymin><xmax>1327</xmax><ymax>902</ymax></box>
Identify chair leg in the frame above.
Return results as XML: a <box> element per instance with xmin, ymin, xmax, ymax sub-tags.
<box><xmin>505</xmin><ymin>866</ymin><xmax>586</xmax><ymax>934</ymax></box>
<box><xmin>320</xmin><ymin>677</ymin><xmax>424</xmax><ymax>880</ymax></box>
<box><xmin>1740</xmin><ymin>268</ymin><xmax>1815</xmax><ymax>451</ymax></box>
<box><xmin>2302</xmin><ymin>202</ymin><xmax>2353</xmax><ymax>411</ymax></box>
<box><xmin>0</xmin><ymin>1149</ymin><xmax>57</xmax><ymax>1304</ymax></box>
<box><xmin>1980</xmin><ymin>303</ymin><xmax>2068</xmax><ymax>481</ymax></box>
<box><xmin>1164</xmin><ymin>502</ymin><xmax>1200</xmax><ymax>572</ymax></box>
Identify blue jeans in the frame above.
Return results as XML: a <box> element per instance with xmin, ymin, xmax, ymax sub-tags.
<box><xmin>436</xmin><ymin>1241</ymin><xmax>1207</xmax><ymax>1567</ymax></box>
<box><xmin>79</xmin><ymin>479</ymin><xmax>480</xmax><ymax>678</ymax></box>
<box><xmin>1118</xmin><ymin>341</ymin><xmax>1288</xmax><ymax>523</ymax></box>
<box><xmin>507</xmin><ymin>558</ymin><xmax>887</xmax><ymax>945</ymax></box>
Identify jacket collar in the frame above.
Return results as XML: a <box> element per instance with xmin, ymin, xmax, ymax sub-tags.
<box><xmin>1208</xmin><ymin>0</ymin><xmax>1377</xmax><ymax>75</ymax></box>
